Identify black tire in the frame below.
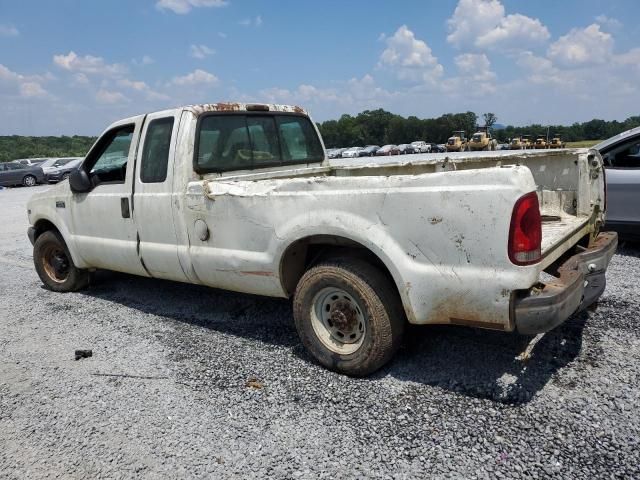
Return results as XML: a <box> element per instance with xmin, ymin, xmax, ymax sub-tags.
<box><xmin>23</xmin><ymin>175</ymin><xmax>37</xmax><ymax>187</ymax></box>
<box><xmin>293</xmin><ymin>257</ymin><xmax>405</xmax><ymax>376</ymax></box>
<box><xmin>33</xmin><ymin>230</ymin><xmax>89</xmax><ymax>292</ymax></box>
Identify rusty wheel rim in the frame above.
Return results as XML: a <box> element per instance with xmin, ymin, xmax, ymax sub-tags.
<box><xmin>41</xmin><ymin>244</ymin><xmax>70</xmax><ymax>283</ymax></box>
<box><xmin>311</xmin><ymin>287</ymin><xmax>366</xmax><ymax>355</ymax></box>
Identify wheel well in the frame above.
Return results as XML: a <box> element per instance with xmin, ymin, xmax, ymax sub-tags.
<box><xmin>279</xmin><ymin>235</ymin><xmax>397</xmax><ymax>297</ymax></box>
<box><xmin>33</xmin><ymin>219</ymin><xmax>61</xmax><ymax>241</ymax></box>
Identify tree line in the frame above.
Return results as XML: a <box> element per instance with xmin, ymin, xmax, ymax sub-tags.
<box><xmin>0</xmin><ymin>136</ymin><xmax>97</xmax><ymax>163</ymax></box>
<box><xmin>2</xmin><ymin>111</ymin><xmax>639</xmax><ymax>161</ymax></box>
<box><xmin>317</xmin><ymin>109</ymin><xmax>640</xmax><ymax>147</ymax></box>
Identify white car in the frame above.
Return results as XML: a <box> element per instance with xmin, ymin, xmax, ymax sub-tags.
<box><xmin>341</xmin><ymin>147</ymin><xmax>363</xmax><ymax>158</ymax></box>
<box><xmin>26</xmin><ymin>102</ymin><xmax>616</xmax><ymax>376</ymax></box>
<box><xmin>411</xmin><ymin>141</ymin><xmax>431</xmax><ymax>153</ymax></box>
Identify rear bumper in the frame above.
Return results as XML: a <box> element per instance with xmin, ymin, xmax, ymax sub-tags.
<box><xmin>513</xmin><ymin>232</ymin><xmax>618</xmax><ymax>334</ymax></box>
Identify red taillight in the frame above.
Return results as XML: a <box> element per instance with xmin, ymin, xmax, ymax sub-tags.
<box><xmin>508</xmin><ymin>192</ymin><xmax>542</xmax><ymax>266</ymax></box>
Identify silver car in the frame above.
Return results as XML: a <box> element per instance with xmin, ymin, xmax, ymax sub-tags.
<box><xmin>595</xmin><ymin>127</ymin><xmax>640</xmax><ymax>240</ymax></box>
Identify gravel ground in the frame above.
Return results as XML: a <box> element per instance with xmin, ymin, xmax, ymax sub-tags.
<box><xmin>1</xmin><ymin>185</ymin><xmax>639</xmax><ymax>479</ymax></box>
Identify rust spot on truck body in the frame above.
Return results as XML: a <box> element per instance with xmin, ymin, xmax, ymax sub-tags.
<box><xmin>215</xmin><ymin>102</ymin><xmax>242</xmax><ymax>111</ymax></box>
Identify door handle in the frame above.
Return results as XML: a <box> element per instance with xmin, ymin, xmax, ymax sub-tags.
<box><xmin>121</xmin><ymin>197</ymin><xmax>131</xmax><ymax>218</ymax></box>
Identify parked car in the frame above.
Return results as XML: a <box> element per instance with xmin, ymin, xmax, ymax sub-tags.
<box><xmin>595</xmin><ymin>127</ymin><xmax>640</xmax><ymax>239</ymax></box>
<box><xmin>396</xmin><ymin>144</ymin><xmax>416</xmax><ymax>155</ymax></box>
<box><xmin>376</xmin><ymin>144</ymin><xmax>399</xmax><ymax>156</ymax></box>
<box><xmin>47</xmin><ymin>158</ymin><xmax>83</xmax><ymax>183</ymax></box>
<box><xmin>11</xmin><ymin>158</ymin><xmax>49</xmax><ymax>167</ymax></box>
<box><xmin>411</xmin><ymin>141</ymin><xmax>431</xmax><ymax>153</ymax></box>
<box><xmin>429</xmin><ymin>143</ymin><xmax>445</xmax><ymax>153</ymax></box>
<box><xmin>27</xmin><ymin>102</ymin><xmax>615</xmax><ymax>377</ymax></box>
<box><xmin>341</xmin><ymin>147</ymin><xmax>363</xmax><ymax>159</ymax></box>
<box><xmin>360</xmin><ymin>145</ymin><xmax>380</xmax><ymax>157</ymax></box>
<box><xmin>0</xmin><ymin>162</ymin><xmax>46</xmax><ymax>187</ymax></box>
<box><xmin>42</xmin><ymin>158</ymin><xmax>79</xmax><ymax>179</ymax></box>
<box><xmin>326</xmin><ymin>149</ymin><xmax>342</xmax><ymax>159</ymax></box>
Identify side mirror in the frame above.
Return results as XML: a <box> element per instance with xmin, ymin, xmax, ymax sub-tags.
<box><xmin>69</xmin><ymin>169</ymin><xmax>92</xmax><ymax>193</ymax></box>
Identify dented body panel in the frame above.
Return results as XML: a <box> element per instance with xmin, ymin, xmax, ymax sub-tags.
<box><xmin>27</xmin><ymin>104</ymin><xmax>610</xmax><ymax>333</ymax></box>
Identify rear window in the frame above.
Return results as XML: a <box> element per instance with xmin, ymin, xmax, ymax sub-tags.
<box><xmin>195</xmin><ymin>113</ymin><xmax>324</xmax><ymax>173</ymax></box>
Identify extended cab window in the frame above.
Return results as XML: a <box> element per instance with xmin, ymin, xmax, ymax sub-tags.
<box><xmin>141</xmin><ymin>117</ymin><xmax>174</xmax><ymax>183</ymax></box>
<box><xmin>195</xmin><ymin>114</ymin><xmax>324</xmax><ymax>173</ymax></box>
<box><xmin>88</xmin><ymin>125</ymin><xmax>134</xmax><ymax>184</ymax></box>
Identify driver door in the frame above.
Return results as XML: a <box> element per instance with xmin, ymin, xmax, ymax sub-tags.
<box><xmin>69</xmin><ymin>117</ymin><xmax>148</xmax><ymax>276</ymax></box>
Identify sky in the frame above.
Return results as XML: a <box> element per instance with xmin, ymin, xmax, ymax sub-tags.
<box><xmin>1</xmin><ymin>0</ymin><xmax>639</xmax><ymax>136</ymax></box>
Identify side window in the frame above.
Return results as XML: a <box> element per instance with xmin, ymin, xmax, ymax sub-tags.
<box><xmin>609</xmin><ymin>141</ymin><xmax>640</xmax><ymax>168</ymax></box>
<box><xmin>276</xmin><ymin>116</ymin><xmax>324</xmax><ymax>163</ymax></box>
<box><xmin>141</xmin><ymin>117</ymin><xmax>174</xmax><ymax>183</ymax></box>
<box><xmin>87</xmin><ymin>125</ymin><xmax>134</xmax><ymax>184</ymax></box>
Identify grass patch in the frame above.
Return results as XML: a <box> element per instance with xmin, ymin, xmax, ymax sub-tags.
<box><xmin>565</xmin><ymin>140</ymin><xmax>602</xmax><ymax>148</ymax></box>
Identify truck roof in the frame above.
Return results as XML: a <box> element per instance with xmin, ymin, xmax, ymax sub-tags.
<box><xmin>184</xmin><ymin>102</ymin><xmax>309</xmax><ymax>116</ymax></box>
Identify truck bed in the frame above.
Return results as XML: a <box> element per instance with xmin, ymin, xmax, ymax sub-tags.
<box><xmin>212</xmin><ymin>148</ymin><xmax>603</xmax><ymax>268</ymax></box>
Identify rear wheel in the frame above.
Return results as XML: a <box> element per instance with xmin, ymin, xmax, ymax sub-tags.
<box><xmin>33</xmin><ymin>231</ymin><xmax>89</xmax><ymax>292</ymax></box>
<box><xmin>293</xmin><ymin>258</ymin><xmax>405</xmax><ymax>376</ymax></box>
<box><xmin>23</xmin><ymin>175</ymin><xmax>37</xmax><ymax>187</ymax></box>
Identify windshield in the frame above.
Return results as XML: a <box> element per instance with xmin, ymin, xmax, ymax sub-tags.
<box><xmin>472</xmin><ymin>134</ymin><xmax>482</xmax><ymax>142</ymax></box>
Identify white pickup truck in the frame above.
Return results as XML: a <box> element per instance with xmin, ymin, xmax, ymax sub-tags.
<box><xmin>27</xmin><ymin>103</ymin><xmax>617</xmax><ymax>376</ymax></box>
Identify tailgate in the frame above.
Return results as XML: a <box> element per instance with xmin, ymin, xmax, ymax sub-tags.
<box><xmin>533</xmin><ymin>149</ymin><xmax>606</xmax><ymax>267</ymax></box>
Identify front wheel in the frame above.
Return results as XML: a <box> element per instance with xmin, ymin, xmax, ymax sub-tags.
<box><xmin>33</xmin><ymin>231</ymin><xmax>89</xmax><ymax>292</ymax></box>
<box><xmin>293</xmin><ymin>258</ymin><xmax>405</xmax><ymax>376</ymax></box>
<box><xmin>23</xmin><ymin>175</ymin><xmax>37</xmax><ymax>187</ymax></box>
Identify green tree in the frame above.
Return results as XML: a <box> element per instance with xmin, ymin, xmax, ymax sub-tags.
<box><xmin>483</xmin><ymin>113</ymin><xmax>498</xmax><ymax>129</ymax></box>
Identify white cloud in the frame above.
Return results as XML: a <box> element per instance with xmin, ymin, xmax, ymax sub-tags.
<box><xmin>156</xmin><ymin>0</ymin><xmax>228</xmax><ymax>14</ymax></box>
<box><xmin>239</xmin><ymin>15</ymin><xmax>262</xmax><ymax>27</ymax></box>
<box><xmin>447</xmin><ymin>0</ymin><xmax>549</xmax><ymax>50</ymax></box>
<box><xmin>132</xmin><ymin>55</ymin><xmax>155</xmax><ymax>66</ymax></box>
<box><xmin>20</xmin><ymin>82</ymin><xmax>47</xmax><ymax>98</ymax></box>
<box><xmin>259</xmin><ymin>75</ymin><xmax>394</xmax><ymax>113</ymax></box>
<box><xmin>547</xmin><ymin>24</ymin><xmax>613</xmax><ymax>66</ymax></box>
<box><xmin>514</xmin><ymin>51</ymin><xmax>569</xmax><ymax>87</ymax></box>
<box><xmin>454</xmin><ymin>53</ymin><xmax>496</xmax><ymax>82</ymax></box>
<box><xmin>0</xmin><ymin>24</ymin><xmax>19</xmax><ymax>37</ymax></box>
<box><xmin>53</xmin><ymin>51</ymin><xmax>126</xmax><ymax>76</ymax></box>
<box><xmin>189</xmin><ymin>44</ymin><xmax>215</xmax><ymax>59</ymax></box>
<box><xmin>73</xmin><ymin>73</ymin><xmax>90</xmax><ymax>85</ymax></box>
<box><xmin>595</xmin><ymin>15</ymin><xmax>622</xmax><ymax>30</ymax></box>
<box><xmin>379</xmin><ymin>25</ymin><xmax>443</xmax><ymax>83</ymax></box>
<box><xmin>0</xmin><ymin>63</ymin><xmax>49</xmax><ymax>98</ymax></box>
<box><xmin>96</xmin><ymin>89</ymin><xmax>128</xmax><ymax>104</ymax></box>
<box><xmin>118</xmin><ymin>78</ymin><xmax>170</xmax><ymax>101</ymax></box>
<box><xmin>171</xmin><ymin>69</ymin><xmax>219</xmax><ymax>86</ymax></box>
